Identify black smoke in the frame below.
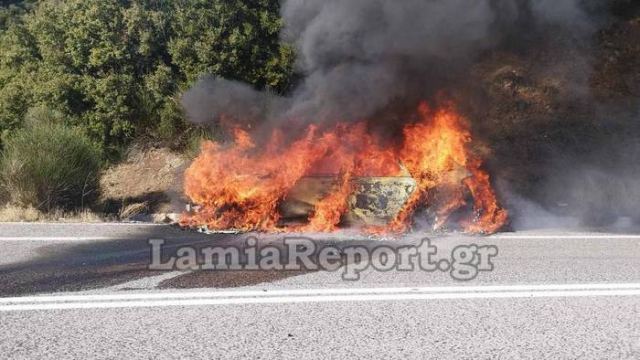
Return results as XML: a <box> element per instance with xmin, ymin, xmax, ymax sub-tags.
<box><xmin>183</xmin><ymin>0</ymin><xmax>592</xmax><ymax>126</ymax></box>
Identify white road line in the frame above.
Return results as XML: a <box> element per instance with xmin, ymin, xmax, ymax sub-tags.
<box><xmin>0</xmin><ymin>222</ymin><xmax>164</xmax><ymax>226</ymax></box>
<box><xmin>2</xmin><ymin>234</ymin><xmax>640</xmax><ymax>242</ymax></box>
<box><xmin>3</xmin><ymin>283</ymin><xmax>640</xmax><ymax>303</ymax></box>
<box><xmin>489</xmin><ymin>234</ymin><xmax>640</xmax><ymax>239</ymax></box>
<box><xmin>4</xmin><ymin>290</ymin><xmax>640</xmax><ymax>311</ymax></box>
<box><xmin>2</xmin><ymin>283</ymin><xmax>639</xmax><ymax>311</ymax></box>
<box><xmin>0</xmin><ymin>237</ymin><xmax>116</xmax><ymax>242</ymax></box>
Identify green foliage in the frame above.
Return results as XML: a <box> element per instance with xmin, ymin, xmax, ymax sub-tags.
<box><xmin>156</xmin><ymin>99</ymin><xmax>185</xmax><ymax>141</ymax></box>
<box><xmin>168</xmin><ymin>0</ymin><xmax>294</xmax><ymax>91</ymax></box>
<box><xmin>0</xmin><ymin>107</ymin><xmax>102</xmax><ymax>210</ymax></box>
<box><xmin>0</xmin><ymin>1</ymin><xmax>34</xmax><ymax>32</ymax></box>
<box><xmin>0</xmin><ymin>0</ymin><xmax>294</xmax><ymax>153</ymax></box>
<box><xmin>0</xmin><ymin>0</ymin><xmax>294</xmax><ymax>214</ymax></box>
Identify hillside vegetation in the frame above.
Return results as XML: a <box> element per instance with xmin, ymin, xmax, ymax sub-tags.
<box><xmin>0</xmin><ymin>0</ymin><xmax>293</xmax><ymax>153</ymax></box>
<box><xmin>0</xmin><ymin>0</ymin><xmax>293</xmax><ymax>213</ymax></box>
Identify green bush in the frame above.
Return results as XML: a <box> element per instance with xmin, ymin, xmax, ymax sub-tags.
<box><xmin>0</xmin><ymin>0</ymin><xmax>295</xmax><ymax>153</ymax></box>
<box><xmin>0</xmin><ymin>109</ymin><xmax>102</xmax><ymax>211</ymax></box>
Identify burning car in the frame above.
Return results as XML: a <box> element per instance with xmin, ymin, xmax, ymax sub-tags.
<box><xmin>180</xmin><ymin>101</ymin><xmax>508</xmax><ymax>235</ymax></box>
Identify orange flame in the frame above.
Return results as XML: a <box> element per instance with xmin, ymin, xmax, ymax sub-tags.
<box><xmin>181</xmin><ymin>101</ymin><xmax>508</xmax><ymax>234</ymax></box>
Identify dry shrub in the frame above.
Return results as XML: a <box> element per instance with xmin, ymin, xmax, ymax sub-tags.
<box><xmin>0</xmin><ymin>205</ymin><xmax>104</xmax><ymax>223</ymax></box>
<box><xmin>0</xmin><ymin>111</ymin><xmax>102</xmax><ymax>211</ymax></box>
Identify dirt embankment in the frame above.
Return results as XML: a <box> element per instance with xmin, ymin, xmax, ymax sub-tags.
<box><xmin>99</xmin><ymin>145</ymin><xmax>188</xmax><ymax>222</ymax></box>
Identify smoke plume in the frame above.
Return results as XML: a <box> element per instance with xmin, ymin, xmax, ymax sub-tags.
<box><xmin>182</xmin><ymin>0</ymin><xmax>592</xmax><ymax>126</ymax></box>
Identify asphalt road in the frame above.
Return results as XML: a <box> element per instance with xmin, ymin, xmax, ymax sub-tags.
<box><xmin>1</xmin><ymin>223</ymin><xmax>640</xmax><ymax>359</ymax></box>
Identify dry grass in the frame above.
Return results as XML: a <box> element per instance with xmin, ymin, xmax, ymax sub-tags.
<box><xmin>0</xmin><ymin>145</ymin><xmax>187</xmax><ymax>223</ymax></box>
<box><xmin>118</xmin><ymin>202</ymin><xmax>149</xmax><ymax>220</ymax></box>
<box><xmin>100</xmin><ymin>145</ymin><xmax>187</xmax><ymax>215</ymax></box>
<box><xmin>0</xmin><ymin>205</ymin><xmax>105</xmax><ymax>223</ymax></box>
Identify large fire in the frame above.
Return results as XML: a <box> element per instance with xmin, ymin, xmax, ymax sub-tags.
<box><xmin>180</xmin><ymin>101</ymin><xmax>508</xmax><ymax>234</ymax></box>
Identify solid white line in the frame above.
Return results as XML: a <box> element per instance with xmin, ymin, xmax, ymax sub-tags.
<box><xmin>2</xmin><ymin>283</ymin><xmax>640</xmax><ymax>304</ymax></box>
<box><xmin>2</xmin><ymin>234</ymin><xmax>640</xmax><ymax>242</ymax></box>
<box><xmin>0</xmin><ymin>237</ymin><xmax>116</xmax><ymax>242</ymax></box>
<box><xmin>0</xmin><ymin>222</ymin><xmax>165</xmax><ymax>226</ymax></box>
<box><xmin>1</xmin><ymin>289</ymin><xmax>639</xmax><ymax>312</ymax></box>
<box><xmin>2</xmin><ymin>283</ymin><xmax>640</xmax><ymax>311</ymax></box>
<box><xmin>489</xmin><ymin>234</ymin><xmax>640</xmax><ymax>239</ymax></box>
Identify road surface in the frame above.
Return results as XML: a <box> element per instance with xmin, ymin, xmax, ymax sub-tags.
<box><xmin>1</xmin><ymin>223</ymin><xmax>639</xmax><ymax>359</ymax></box>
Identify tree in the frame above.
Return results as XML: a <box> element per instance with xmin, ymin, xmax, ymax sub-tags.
<box><xmin>168</xmin><ymin>0</ymin><xmax>294</xmax><ymax>92</ymax></box>
<box><xmin>0</xmin><ymin>0</ymin><xmax>295</xmax><ymax>154</ymax></box>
